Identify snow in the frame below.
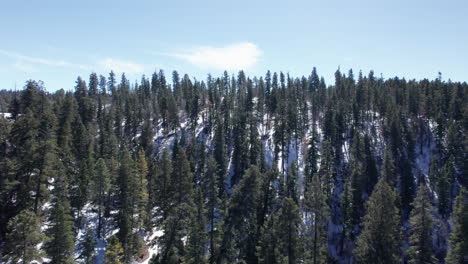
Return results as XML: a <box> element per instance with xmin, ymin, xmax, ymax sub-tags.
<box><xmin>140</xmin><ymin>229</ymin><xmax>164</xmax><ymax>264</ymax></box>
<box><xmin>0</xmin><ymin>112</ymin><xmax>12</xmax><ymax>119</ymax></box>
<box><xmin>24</xmin><ymin>100</ymin><xmax>453</xmax><ymax>264</ymax></box>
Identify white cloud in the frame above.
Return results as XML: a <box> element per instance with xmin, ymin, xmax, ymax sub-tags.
<box><xmin>172</xmin><ymin>42</ymin><xmax>262</xmax><ymax>70</ymax></box>
<box><xmin>0</xmin><ymin>49</ymin><xmax>147</xmax><ymax>75</ymax></box>
<box><xmin>97</xmin><ymin>58</ymin><xmax>145</xmax><ymax>73</ymax></box>
<box><xmin>0</xmin><ymin>49</ymin><xmax>90</xmax><ymax>70</ymax></box>
<box><xmin>13</xmin><ymin>61</ymin><xmax>39</xmax><ymax>72</ymax></box>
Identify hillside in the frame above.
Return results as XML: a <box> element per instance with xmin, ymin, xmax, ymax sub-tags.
<box><xmin>0</xmin><ymin>69</ymin><xmax>466</xmax><ymax>264</ymax></box>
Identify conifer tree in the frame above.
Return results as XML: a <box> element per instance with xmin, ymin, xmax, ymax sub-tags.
<box><xmin>105</xmin><ymin>236</ymin><xmax>124</xmax><ymax>264</ymax></box>
<box><xmin>318</xmin><ymin>139</ymin><xmax>335</xmax><ymax>201</ymax></box>
<box><xmin>231</xmin><ymin>103</ymin><xmax>248</xmax><ymax>186</ymax></box>
<box><xmin>438</xmin><ymin>159</ymin><xmax>452</xmax><ymax>218</ymax></box>
<box><xmin>89</xmin><ymin>72</ymin><xmax>99</xmax><ymax>97</ymax></box>
<box><xmin>249</xmin><ymin>112</ymin><xmax>262</xmax><ymax>166</ymax></box>
<box><xmin>304</xmin><ymin>124</ymin><xmax>319</xmax><ymax>193</ymax></box>
<box><xmin>153</xmin><ymin>152</ymin><xmax>173</xmax><ymax>220</ymax></box>
<box><xmin>304</xmin><ymin>174</ymin><xmax>329</xmax><ymax>264</ymax></box>
<box><xmin>213</xmin><ymin>115</ymin><xmax>226</xmax><ymax>195</ymax></box>
<box><xmin>407</xmin><ymin>184</ymin><xmax>437</xmax><ymax>264</ymax></box>
<box><xmin>218</xmin><ymin>166</ymin><xmax>262</xmax><ymax>263</ymax></box>
<box><xmin>202</xmin><ymin>157</ymin><xmax>223</xmax><ymax>263</ymax></box>
<box><xmin>445</xmin><ymin>188</ymin><xmax>468</xmax><ymax>264</ymax></box>
<box><xmin>354</xmin><ymin>179</ymin><xmax>401</xmax><ymax>264</ymax></box>
<box><xmin>91</xmin><ymin>158</ymin><xmax>111</xmax><ymax>238</ymax></box>
<box><xmin>3</xmin><ymin>209</ymin><xmax>45</xmax><ymax>263</ymax></box>
<box><xmin>45</xmin><ymin>173</ymin><xmax>75</xmax><ymax>264</ymax></box>
<box><xmin>382</xmin><ymin>146</ymin><xmax>397</xmax><ymax>187</ymax></box>
<box><xmin>286</xmin><ymin>162</ymin><xmax>299</xmax><ymax>203</ymax></box>
<box><xmin>79</xmin><ymin>227</ymin><xmax>97</xmax><ymax>264</ymax></box>
<box><xmin>116</xmin><ymin>145</ymin><xmax>137</xmax><ymax>262</ymax></box>
<box><xmin>156</xmin><ymin>146</ymin><xmax>194</xmax><ymax>264</ymax></box>
<box><xmin>257</xmin><ymin>212</ymin><xmax>279</xmax><ymax>264</ymax></box>
<box><xmin>341</xmin><ymin>178</ymin><xmax>354</xmax><ymax>241</ymax></box>
<box><xmin>276</xmin><ymin>197</ymin><xmax>303</xmax><ymax>264</ymax></box>
<box><xmin>71</xmin><ymin>115</ymin><xmax>94</xmax><ymax>214</ymax></box>
<box><xmin>136</xmin><ymin>148</ymin><xmax>149</xmax><ymax>230</ymax></box>
<box><xmin>362</xmin><ymin>134</ymin><xmax>378</xmax><ymax>193</ymax></box>
<box><xmin>185</xmin><ymin>189</ymin><xmax>207</xmax><ymax>264</ymax></box>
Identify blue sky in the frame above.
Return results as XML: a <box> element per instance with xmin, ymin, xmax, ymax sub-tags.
<box><xmin>1</xmin><ymin>0</ymin><xmax>467</xmax><ymax>91</ymax></box>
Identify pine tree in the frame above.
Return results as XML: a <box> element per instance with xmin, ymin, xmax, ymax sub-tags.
<box><xmin>213</xmin><ymin>114</ymin><xmax>226</xmax><ymax>196</ymax></box>
<box><xmin>438</xmin><ymin>159</ymin><xmax>452</xmax><ymax>218</ymax></box>
<box><xmin>218</xmin><ymin>166</ymin><xmax>262</xmax><ymax>263</ymax></box>
<box><xmin>382</xmin><ymin>146</ymin><xmax>397</xmax><ymax>187</ymax></box>
<box><xmin>286</xmin><ymin>162</ymin><xmax>299</xmax><ymax>203</ymax></box>
<box><xmin>304</xmin><ymin>124</ymin><xmax>319</xmax><ymax>193</ymax></box>
<box><xmin>156</xmin><ymin>146</ymin><xmax>194</xmax><ymax>264</ymax></box>
<box><xmin>349</xmin><ymin>163</ymin><xmax>364</xmax><ymax>228</ymax></box>
<box><xmin>116</xmin><ymin>145</ymin><xmax>137</xmax><ymax>261</ymax></box>
<box><xmin>136</xmin><ymin>148</ymin><xmax>149</xmax><ymax>230</ymax></box>
<box><xmin>45</xmin><ymin>173</ymin><xmax>75</xmax><ymax>264</ymax></box>
<box><xmin>276</xmin><ymin>197</ymin><xmax>303</xmax><ymax>264</ymax></box>
<box><xmin>91</xmin><ymin>158</ymin><xmax>111</xmax><ymax>238</ymax></box>
<box><xmin>341</xmin><ymin>178</ymin><xmax>354</xmax><ymax>241</ymax></box>
<box><xmin>354</xmin><ymin>179</ymin><xmax>401</xmax><ymax>264</ymax></box>
<box><xmin>79</xmin><ymin>227</ymin><xmax>97</xmax><ymax>264</ymax></box>
<box><xmin>445</xmin><ymin>188</ymin><xmax>468</xmax><ymax>264</ymax></box>
<box><xmin>303</xmin><ymin>174</ymin><xmax>329</xmax><ymax>264</ymax></box>
<box><xmin>407</xmin><ymin>184</ymin><xmax>437</xmax><ymax>264</ymax></box>
<box><xmin>185</xmin><ymin>189</ymin><xmax>207</xmax><ymax>264</ymax></box>
<box><xmin>9</xmin><ymin>83</ymin><xmax>59</xmax><ymax>215</ymax></box>
<box><xmin>202</xmin><ymin>156</ymin><xmax>223</xmax><ymax>263</ymax></box>
<box><xmin>89</xmin><ymin>72</ymin><xmax>99</xmax><ymax>97</ymax></box>
<box><xmin>3</xmin><ymin>209</ymin><xmax>45</xmax><ymax>263</ymax></box>
<box><xmin>362</xmin><ymin>134</ymin><xmax>378</xmax><ymax>193</ymax></box>
<box><xmin>318</xmin><ymin>139</ymin><xmax>335</xmax><ymax>201</ymax></box>
<box><xmin>231</xmin><ymin>102</ymin><xmax>248</xmax><ymax>186</ymax></box>
<box><xmin>257</xmin><ymin>206</ymin><xmax>279</xmax><ymax>264</ymax></box>
<box><xmin>249</xmin><ymin>111</ymin><xmax>262</xmax><ymax>166</ymax></box>
<box><xmin>105</xmin><ymin>236</ymin><xmax>125</xmax><ymax>264</ymax></box>
<box><xmin>153</xmin><ymin>151</ymin><xmax>173</xmax><ymax>220</ymax></box>
<box><xmin>70</xmin><ymin>116</ymin><xmax>93</xmax><ymax>214</ymax></box>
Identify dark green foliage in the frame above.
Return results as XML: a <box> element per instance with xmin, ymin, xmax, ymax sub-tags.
<box><xmin>438</xmin><ymin>158</ymin><xmax>454</xmax><ymax>218</ymax></box>
<box><xmin>276</xmin><ymin>197</ymin><xmax>303</xmax><ymax>264</ymax></box>
<box><xmin>213</xmin><ymin>114</ymin><xmax>227</xmax><ymax>195</ymax></box>
<box><xmin>304</xmin><ymin>124</ymin><xmax>319</xmax><ymax>192</ymax></box>
<box><xmin>446</xmin><ymin>188</ymin><xmax>468</xmax><ymax>264</ymax></box>
<box><xmin>116</xmin><ymin>145</ymin><xmax>139</xmax><ymax>261</ymax></box>
<box><xmin>45</xmin><ymin>173</ymin><xmax>75</xmax><ymax>264</ymax></box>
<box><xmin>354</xmin><ymin>179</ymin><xmax>401</xmax><ymax>264</ymax></box>
<box><xmin>218</xmin><ymin>166</ymin><xmax>262</xmax><ymax>263</ymax></box>
<box><xmin>202</xmin><ymin>156</ymin><xmax>223</xmax><ymax>262</ymax></box>
<box><xmin>185</xmin><ymin>189</ymin><xmax>207</xmax><ymax>264</ymax></box>
<box><xmin>105</xmin><ymin>236</ymin><xmax>125</xmax><ymax>264</ymax></box>
<box><xmin>285</xmin><ymin>162</ymin><xmax>299</xmax><ymax>203</ymax></box>
<box><xmin>304</xmin><ymin>174</ymin><xmax>329</xmax><ymax>264</ymax></box>
<box><xmin>154</xmin><ymin>146</ymin><xmax>194</xmax><ymax>264</ymax></box>
<box><xmin>407</xmin><ymin>184</ymin><xmax>437</xmax><ymax>264</ymax></box>
<box><xmin>79</xmin><ymin>227</ymin><xmax>97</xmax><ymax>264</ymax></box>
<box><xmin>91</xmin><ymin>158</ymin><xmax>110</xmax><ymax>238</ymax></box>
<box><xmin>3</xmin><ymin>209</ymin><xmax>45</xmax><ymax>263</ymax></box>
<box><xmin>0</xmin><ymin>68</ymin><xmax>465</xmax><ymax>264</ymax></box>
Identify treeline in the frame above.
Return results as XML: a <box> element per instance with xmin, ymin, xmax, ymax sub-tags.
<box><xmin>0</xmin><ymin>68</ymin><xmax>466</xmax><ymax>264</ymax></box>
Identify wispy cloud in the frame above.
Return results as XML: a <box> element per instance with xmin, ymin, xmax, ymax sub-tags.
<box><xmin>97</xmin><ymin>58</ymin><xmax>145</xmax><ymax>73</ymax></box>
<box><xmin>0</xmin><ymin>49</ymin><xmax>146</xmax><ymax>74</ymax></box>
<box><xmin>13</xmin><ymin>61</ymin><xmax>39</xmax><ymax>73</ymax></box>
<box><xmin>0</xmin><ymin>49</ymin><xmax>90</xmax><ymax>70</ymax></box>
<box><xmin>171</xmin><ymin>42</ymin><xmax>262</xmax><ymax>71</ymax></box>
